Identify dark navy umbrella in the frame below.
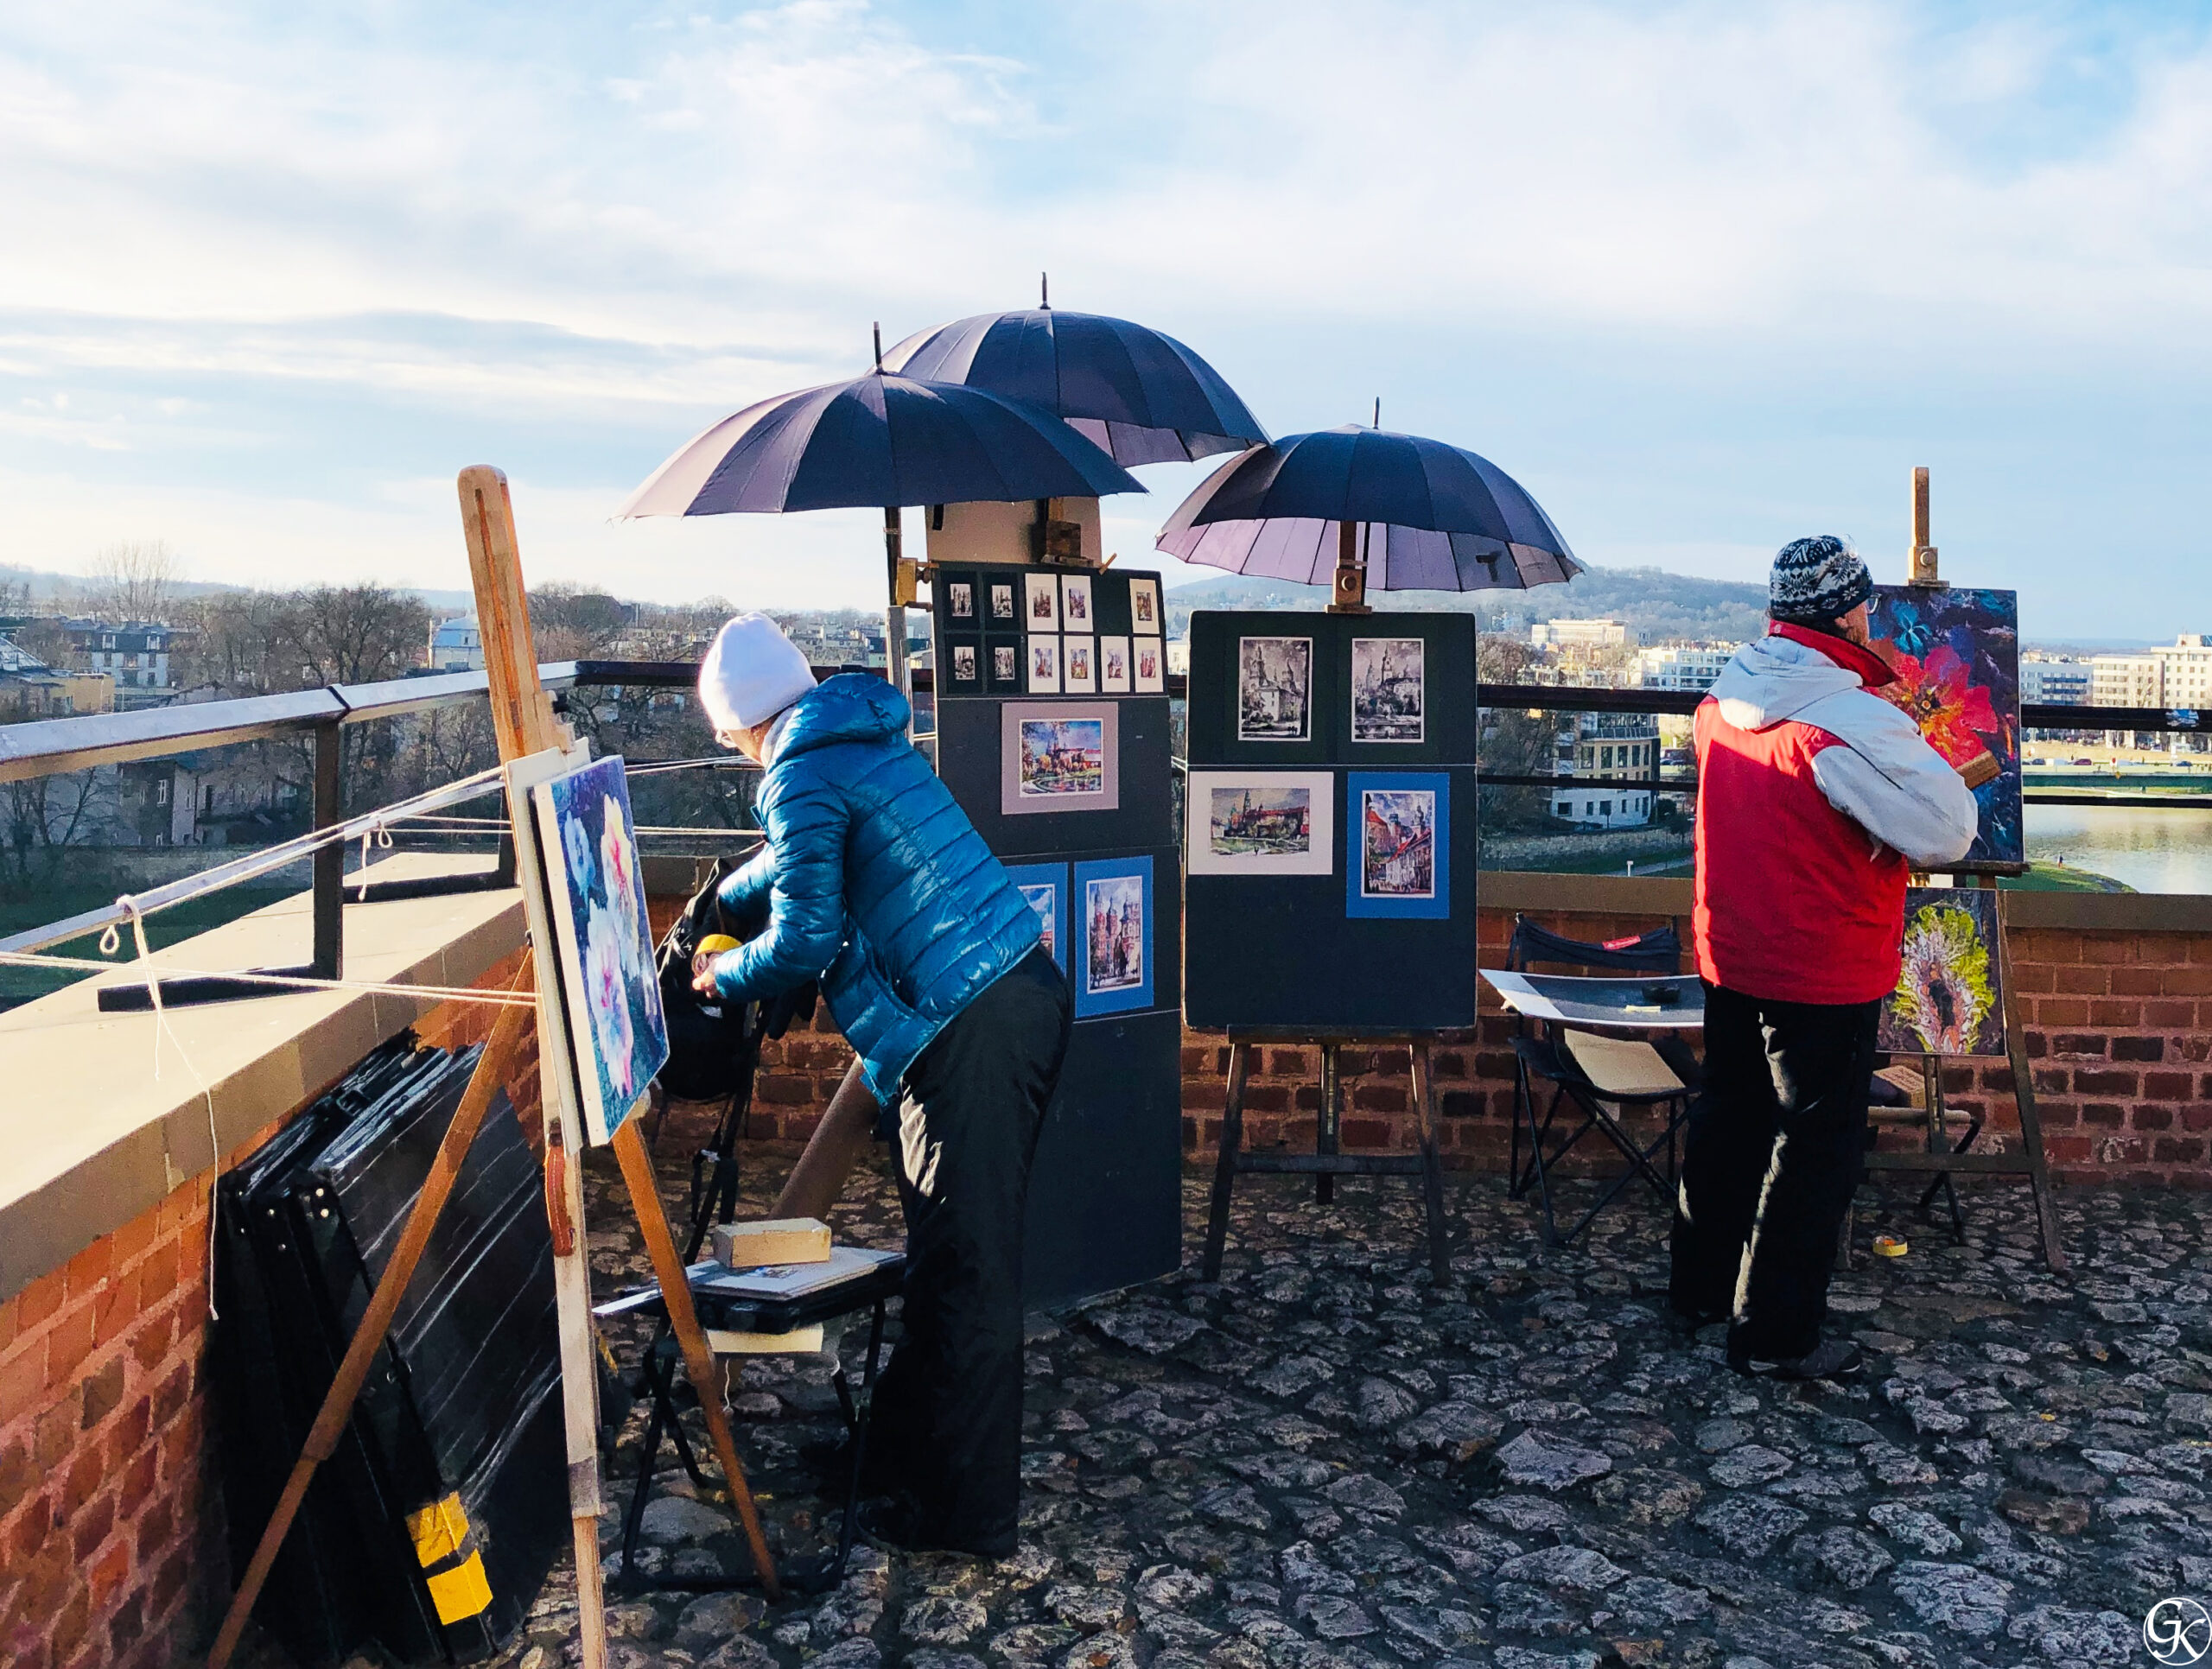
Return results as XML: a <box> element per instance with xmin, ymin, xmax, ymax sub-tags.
<box><xmin>880</xmin><ymin>287</ymin><xmax>1266</xmax><ymax>466</ymax></box>
<box><xmin>617</xmin><ymin>368</ymin><xmax>1143</xmax><ymax>519</ymax></box>
<box><xmin>1155</xmin><ymin>424</ymin><xmax>1581</xmax><ymax>593</ymax></box>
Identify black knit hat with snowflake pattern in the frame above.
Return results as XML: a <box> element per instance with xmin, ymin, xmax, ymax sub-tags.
<box><xmin>1770</xmin><ymin>535</ymin><xmax>1872</xmax><ymax>625</ymax></box>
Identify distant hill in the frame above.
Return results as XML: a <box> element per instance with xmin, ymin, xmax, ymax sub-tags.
<box><xmin>1164</xmin><ymin>563</ymin><xmax>1770</xmax><ymax>644</ymax></box>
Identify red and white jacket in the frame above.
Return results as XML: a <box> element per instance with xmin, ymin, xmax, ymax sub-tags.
<box><xmin>1694</xmin><ymin>624</ymin><xmax>1979</xmax><ymax>1006</ymax></box>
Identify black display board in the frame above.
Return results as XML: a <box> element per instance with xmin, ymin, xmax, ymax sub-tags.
<box><xmin>1184</xmin><ymin>610</ymin><xmax>1480</xmax><ymax>1031</ymax></box>
<box><xmin>930</xmin><ymin>565</ymin><xmax>1182</xmax><ymax>1305</ymax></box>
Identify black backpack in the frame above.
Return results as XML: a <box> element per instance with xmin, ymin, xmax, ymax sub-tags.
<box><xmin>655</xmin><ymin>857</ymin><xmax>817</xmax><ymax>1102</ymax></box>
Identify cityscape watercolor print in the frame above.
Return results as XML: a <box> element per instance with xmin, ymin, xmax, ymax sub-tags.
<box><xmin>531</xmin><ymin>756</ymin><xmax>670</xmax><ymax>1143</ymax></box>
<box><xmin>1018</xmin><ymin>717</ymin><xmax>1105</xmax><ymax>798</ymax></box>
<box><xmin>1878</xmin><ymin>886</ymin><xmax>2007</xmax><ymax>1057</ymax></box>
<box><xmin>1073</xmin><ymin>854</ymin><xmax>1154</xmax><ymax>1017</ymax></box>
<box><xmin>1867</xmin><ymin>585</ymin><xmax>2022</xmax><ymax>868</ymax></box>
<box><xmin>1344</xmin><ymin>771</ymin><xmax>1452</xmax><ymax>918</ymax></box>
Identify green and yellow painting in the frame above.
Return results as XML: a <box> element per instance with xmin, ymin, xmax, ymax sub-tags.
<box><xmin>1878</xmin><ymin>886</ymin><xmax>2006</xmax><ymax>1057</ymax></box>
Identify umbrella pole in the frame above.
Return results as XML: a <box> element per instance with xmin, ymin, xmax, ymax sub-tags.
<box><xmin>884</xmin><ymin>507</ymin><xmax>912</xmax><ymax>738</ymax></box>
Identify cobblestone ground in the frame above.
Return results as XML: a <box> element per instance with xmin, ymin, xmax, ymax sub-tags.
<box><xmin>480</xmin><ymin>1139</ymin><xmax>2212</xmax><ymax>1669</ymax></box>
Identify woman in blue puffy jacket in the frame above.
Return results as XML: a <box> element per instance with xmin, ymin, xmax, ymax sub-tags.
<box><xmin>690</xmin><ymin>613</ymin><xmax>1071</xmax><ymax>1558</ymax></box>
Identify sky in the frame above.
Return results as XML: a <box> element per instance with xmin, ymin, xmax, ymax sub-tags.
<box><xmin>3</xmin><ymin>1</ymin><xmax>2211</xmax><ymax>635</ymax></box>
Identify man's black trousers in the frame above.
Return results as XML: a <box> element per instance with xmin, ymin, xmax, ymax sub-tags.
<box><xmin>1670</xmin><ymin>980</ymin><xmax>1879</xmax><ymax>1361</ymax></box>
<box><xmin>868</xmin><ymin>946</ymin><xmax>1071</xmax><ymax>1555</ymax></box>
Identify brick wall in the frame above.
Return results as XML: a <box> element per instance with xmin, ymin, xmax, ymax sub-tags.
<box><xmin>715</xmin><ymin>903</ymin><xmax>2212</xmax><ymax>1191</ymax></box>
<box><xmin>0</xmin><ymin>949</ymin><xmax>542</xmax><ymax>1669</ymax></box>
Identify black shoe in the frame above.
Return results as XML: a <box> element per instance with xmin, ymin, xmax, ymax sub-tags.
<box><xmin>1670</xmin><ymin>1300</ymin><xmax>1728</xmax><ymax>1329</ymax></box>
<box><xmin>854</xmin><ymin>1494</ymin><xmax>1015</xmax><ymax>1561</ymax></box>
<box><xmin>1727</xmin><ymin>1337</ymin><xmax>1863</xmax><ymax>1382</ymax></box>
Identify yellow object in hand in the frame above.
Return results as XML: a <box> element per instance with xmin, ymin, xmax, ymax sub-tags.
<box><xmin>692</xmin><ymin>933</ymin><xmax>741</xmax><ymax>980</ymax></box>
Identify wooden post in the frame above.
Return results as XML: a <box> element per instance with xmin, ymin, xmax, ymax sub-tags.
<box><xmin>458</xmin><ymin>466</ymin><xmax>782</xmax><ymax>1628</ymax></box>
<box><xmin>1910</xmin><ymin>466</ymin><xmax>1942</xmax><ymax>586</ymax></box>
<box><xmin>1330</xmin><ymin>519</ymin><xmax>1370</xmax><ymax>613</ymax></box>
<box><xmin>206</xmin><ymin>969</ymin><xmax>537</xmax><ymax>1669</ymax></box>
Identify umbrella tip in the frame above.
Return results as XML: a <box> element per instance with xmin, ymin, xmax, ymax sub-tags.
<box><xmin>1041</xmin><ymin>271</ymin><xmax>1049</xmax><ymax>309</ymax></box>
<box><xmin>1373</xmin><ymin>397</ymin><xmax>1381</xmax><ymax>429</ymax></box>
<box><xmin>874</xmin><ymin>321</ymin><xmax>884</xmax><ymax>371</ymax></box>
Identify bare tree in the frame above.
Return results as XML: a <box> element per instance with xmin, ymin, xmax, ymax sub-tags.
<box><xmin>1478</xmin><ymin>632</ymin><xmax>1562</xmax><ymax>834</ymax></box>
<box><xmin>531</xmin><ymin>584</ymin><xmax>632</xmax><ymax>660</ymax></box>
<box><xmin>87</xmin><ymin>541</ymin><xmax>184</xmax><ymax>624</ymax></box>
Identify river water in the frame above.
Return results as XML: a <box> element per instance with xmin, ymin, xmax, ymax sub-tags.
<box><xmin>2025</xmin><ymin>803</ymin><xmax>2212</xmax><ymax>894</ymax></box>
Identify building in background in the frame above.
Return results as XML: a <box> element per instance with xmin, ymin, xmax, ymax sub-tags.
<box><xmin>0</xmin><ymin>632</ymin><xmax>113</xmax><ymax>720</ymax></box>
<box><xmin>427</xmin><ymin>616</ymin><xmax>485</xmax><ymax>671</ymax></box>
<box><xmin>2021</xmin><ymin>657</ymin><xmax>2093</xmax><ymax>706</ymax></box>
<box><xmin>1531</xmin><ymin>619</ymin><xmax>1635</xmax><ymax>650</ymax></box>
<box><xmin>1635</xmin><ymin>643</ymin><xmax>1738</xmax><ymax>694</ymax></box>
<box><xmin>60</xmin><ymin>619</ymin><xmax>184</xmax><ymax>708</ymax></box>
<box><xmin>1551</xmin><ymin>712</ymin><xmax>1658</xmax><ymax>828</ymax></box>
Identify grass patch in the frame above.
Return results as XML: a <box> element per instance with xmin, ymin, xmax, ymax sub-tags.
<box><xmin>0</xmin><ymin>885</ymin><xmax>300</xmax><ymax>1012</ymax></box>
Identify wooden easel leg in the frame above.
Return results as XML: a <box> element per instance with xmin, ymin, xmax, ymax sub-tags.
<box><xmin>611</xmin><ymin>1120</ymin><xmax>783</xmax><ymax>1598</ymax></box>
<box><xmin>206</xmin><ymin>971</ymin><xmax>537</xmax><ymax>1669</ymax></box>
<box><xmin>1410</xmin><ymin>1041</ymin><xmax>1451</xmax><ymax>1285</ymax></box>
<box><xmin>1316</xmin><ymin>1044</ymin><xmax>1339</xmax><ymax>1206</ymax></box>
<box><xmin>1202</xmin><ymin>1043</ymin><xmax>1250</xmax><ymax>1282</ymax></box>
<box><xmin>1993</xmin><ymin>889</ymin><xmax>2069</xmax><ymax>1273</ymax></box>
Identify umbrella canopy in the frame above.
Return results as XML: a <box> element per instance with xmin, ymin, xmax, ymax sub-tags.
<box><xmin>1156</xmin><ymin>425</ymin><xmax>1581</xmax><ymax>592</ymax></box>
<box><xmin>618</xmin><ymin>371</ymin><xmax>1144</xmax><ymax>518</ymax></box>
<box><xmin>880</xmin><ymin>307</ymin><xmax>1266</xmax><ymax>467</ymax></box>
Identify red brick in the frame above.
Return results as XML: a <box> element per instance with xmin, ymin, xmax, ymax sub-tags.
<box><xmin>60</xmin><ymin>1447</ymin><xmax>102</xmax><ymax>1519</ymax></box>
<box><xmin>1351</xmin><ymin>1083</ymin><xmax>1408</xmax><ymax>1114</ymax></box>
<box><xmin>48</xmin><ymin>1587</ymin><xmax>90</xmax><ymax>1660</ymax></box>
<box><xmin>15</xmin><ymin>1268</ymin><xmax>65</xmax><ymax>1335</ymax></box>
<box><xmin>105</xmin><ymin>1398</ymin><xmax>149</xmax><ymax>1473</ymax></box>
<box><xmin>2090</xmin><ymin>1000</ymin><xmax>2143</xmax><ymax>1027</ymax></box>
<box><xmin>2075</xmin><ymin>1069</ymin><xmax>2139</xmax><ymax>1095</ymax></box>
<box><xmin>136</xmin><ymin>1498</ymin><xmax>172</xmax><ymax>1561</ymax></box>
<box><xmin>84</xmin><ymin>1539</ymin><xmax>126</xmax><ymax>1611</ymax></box>
<box><xmin>2084</xmin><ymin>1103</ymin><xmax>2125</xmax><ymax>1127</ymax></box>
<box><xmin>33</xmin><ymin>1392</ymin><xmax>80</xmax><ymax>1469</ymax></box>
<box><xmin>2135</xmin><ymin>1106</ymin><xmax>2176</xmax><ymax>1132</ymax></box>
<box><xmin>2052</xmin><ymin>965</ymin><xmax>2110</xmax><ymax>995</ymax></box>
<box><xmin>91</xmin><ymin>1271</ymin><xmax>140</xmax><ymax>1349</ymax></box>
<box><xmin>148</xmin><ymin>1549</ymin><xmax>188</xmax><ymax>1613</ymax></box>
<box><xmin>2148</xmin><ymin>1000</ymin><xmax>2196</xmax><ymax>1026</ymax></box>
<box><xmin>127</xmin><ymin>1315</ymin><xmax>174</xmax><ymax>1376</ymax></box>
<box><xmin>2037</xmin><ymin>999</ymin><xmax>2090</xmax><ymax>1026</ymax></box>
<box><xmin>106</xmin><ymin>1591</ymin><xmax>144</xmax><ymax>1656</ymax></box>
<box><xmin>0</xmin><ymin>1343</ymin><xmax>43</xmax><ymax>1428</ymax></box>
<box><xmin>2145</xmin><ymin>1072</ymin><xmax>2193</xmax><ymax>1100</ymax></box>
<box><xmin>116</xmin><ymin>1444</ymin><xmax>156</xmax><ymax>1519</ymax></box>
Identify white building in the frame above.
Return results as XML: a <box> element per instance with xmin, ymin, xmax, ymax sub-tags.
<box><xmin>1551</xmin><ymin>713</ymin><xmax>1658</xmax><ymax>829</ymax></box>
<box><xmin>2091</xmin><ymin>653</ymin><xmax>2164</xmax><ymax>708</ymax></box>
<box><xmin>1635</xmin><ymin>643</ymin><xmax>1738</xmax><ymax>693</ymax></box>
<box><xmin>428</xmin><ymin>617</ymin><xmax>484</xmax><ymax>671</ymax></box>
<box><xmin>2020</xmin><ymin>657</ymin><xmax>2092</xmax><ymax>706</ymax></box>
<box><xmin>1531</xmin><ymin>618</ymin><xmax>1634</xmax><ymax>650</ymax></box>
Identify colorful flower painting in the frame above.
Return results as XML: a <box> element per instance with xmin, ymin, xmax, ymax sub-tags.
<box><xmin>1868</xmin><ymin>586</ymin><xmax>2022</xmax><ymax>868</ymax></box>
<box><xmin>1877</xmin><ymin>886</ymin><xmax>2008</xmax><ymax>1057</ymax></box>
<box><xmin>532</xmin><ymin>756</ymin><xmax>670</xmax><ymax>1142</ymax></box>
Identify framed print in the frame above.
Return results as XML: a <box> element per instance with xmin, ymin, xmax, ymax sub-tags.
<box><xmin>945</xmin><ymin>575</ymin><xmax>976</xmax><ymax>622</ymax></box>
<box><xmin>1074</xmin><ymin>854</ymin><xmax>1154</xmax><ymax>1018</ymax></box>
<box><xmin>1064</xmin><ymin>635</ymin><xmax>1097</xmax><ymax>695</ymax></box>
<box><xmin>1346</xmin><ymin>771</ymin><xmax>1450</xmax><ymax>919</ymax></box>
<box><xmin>1098</xmin><ymin>635</ymin><xmax>1132</xmax><ymax>694</ymax></box>
<box><xmin>988</xmin><ymin>578</ymin><xmax>1019</xmax><ymax>626</ymax></box>
<box><xmin>1351</xmin><ymin>637</ymin><xmax>1424</xmax><ymax>743</ymax></box>
<box><xmin>1027</xmin><ymin>636</ymin><xmax>1061</xmax><ymax>694</ymax></box>
<box><xmin>1003</xmin><ymin>860</ymin><xmax>1068</xmax><ymax>974</ymax></box>
<box><xmin>1025</xmin><ymin>572</ymin><xmax>1061</xmax><ymax>632</ymax></box>
<box><xmin>527</xmin><ymin>755</ymin><xmax>671</xmax><ymax>1142</ymax></box>
<box><xmin>945</xmin><ymin>639</ymin><xmax>982</xmax><ymax>692</ymax></box>
<box><xmin>988</xmin><ymin>641</ymin><xmax>1021</xmax><ymax>693</ymax></box>
<box><xmin>1061</xmin><ymin>574</ymin><xmax>1095</xmax><ymax>630</ymax></box>
<box><xmin>1129</xmin><ymin>576</ymin><xmax>1162</xmax><ymax>636</ymax></box>
<box><xmin>1134</xmin><ymin>638</ymin><xmax>1165</xmax><ymax>694</ymax></box>
<box><xmin>1187</xmin><ymin>770</ymin><xmax>1334</xmax><ymax>877</ymax></box>
<box><xmin>1238</xmin><ymin>636</ymin><xmax>1313</xmax><ymax>741</ymax></box>
<box><xmin>999</xmin><ymin>701</ymin><xmax>1121</xmax><ymax>815</ymax></box>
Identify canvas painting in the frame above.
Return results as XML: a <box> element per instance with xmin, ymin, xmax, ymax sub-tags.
<box><xmin>1351</xmin><ymin>637</ymin><xmax>1425</xmax><ymax>743</ymax></box>
<box><xmin>1346</xmin><ymin>771</ymin><xmax>1452</xmax><ymax>919</ymax></box>
<box><xmin>1003</xmin><ymin>862</ymin><xmax>1067</xmax><ymax>974</ymax></box>
<box><xmin>1062</xmin><ymin>574</ymin><xmax>1094</xmax><ymax>628</ymax></box>
<box><xmin>1129</xmin><ymin>577</ymin><xmax>1161</xmax><ymax>635</ymax></box>
<box><xmin>990</xmin><ymin>581</ymin><xmax>1017</xmax><ymax>622</ymax></box>
<box><xmin>1028</xmin><ymin>636</ymin><xmax>1061</xmax><ymax>694</ymax></box>
<box><xmin>1867</xmin><ymin>586</ymin><xmax>2023</xmax><ymax>868</ymax></box>
<box><xmin>530</xmin><ymin>756</ymin><xmax>670</xmax><ymax>1143</ymax></box>
<box><xmin>1018</xmin><ymin>716</ymin><xmax>1104</xmax><ymax>798</ymax></box>
<box><xmin>1238</xmin><ymin>636</ymin><xmax>1313</xmax><ymax>741</ymax></box>
<box><xmin>1134</xmin><ymin>638</ymin><xmax>1165</xmax><ymax>694</ymax></box>
<box><xmin>1000</xmin><ymin>701</ymin><xmax>1120</xmax><ymax>815</ymax></box>
<box><xmin>1025</xmin><ymin>572</ymin><xmax>1061</xmax><ymax>631</ymax></box>
<box><xmin>1074</xmin><ymin>854</ymin><xmax>1154</xmax><ymax>1017</ymax></box>
<box><xmin>989</xmin><ymin>643</ymin><xmax>1020</xmax><ymax>691</ymax></box>
<box><xmin>1064</xmin><ymin>635</ymin><xmax>1097</xmax><ymax>695</ymax></box>
<box><xmin>1878</xmin><ymin>887</ymin><xmax>2007</xmax><ymax>1057</ymax></box>
<box><xmin>1187</xmin><ymin>769</ymin><xmax>1335</xmax><ymax>876</ymax></box>
<box><xmin>947</xmin><ymin>580</ymin><xmax>974</xmax><ymax>621</ymax></box>
<box><xmin>1099</xmin><ymin>634</ymin><xmax>1131</xmax><ymax>694</ymax></box>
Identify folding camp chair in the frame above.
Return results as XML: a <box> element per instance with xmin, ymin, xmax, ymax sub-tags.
<box><xmin>1505</xmin><ymin>916</ymin><xmax>1702</xmax><ymax>1246</ymax></box>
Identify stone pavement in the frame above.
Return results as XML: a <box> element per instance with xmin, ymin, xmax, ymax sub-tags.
<box><xmin>490</xmin><ymin>1139</ymin><xmax>2210</xmax><ymax>1669</ymax></box>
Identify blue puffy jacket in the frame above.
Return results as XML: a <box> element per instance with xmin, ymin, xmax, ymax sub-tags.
<box><xmin>707</xmin><ymin>674</ymin><xmax>1041</xmax><ymax>1101</ymax></box>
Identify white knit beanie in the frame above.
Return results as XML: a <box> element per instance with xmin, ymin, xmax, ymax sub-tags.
<box><xmin>698</xmin><ymin>613</ymin><xmax>817</xmax><ymax>733</ymax></box>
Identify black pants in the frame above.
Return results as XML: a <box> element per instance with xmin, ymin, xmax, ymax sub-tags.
<box><xmin>868</xmin><ymin>946</ymin><xmax>1070</xmax><ymax>1554</ymax></box>
<box><xmin>1670</xmin><ymin>980</ymin><xmax>1878</xmax><ymax>1361</ymax></box>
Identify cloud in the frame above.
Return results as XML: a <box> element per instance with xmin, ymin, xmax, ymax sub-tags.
<box><xmin>1</xmin><ymin>2</ymin><xmax>2209</xmax><ymax>627</ymax></box>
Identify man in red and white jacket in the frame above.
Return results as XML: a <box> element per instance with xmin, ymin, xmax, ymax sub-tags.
<box><xmin>1672</xmin><ymin>536</ymin><xmax>1977</xmax><ymax>1381</ymax></box>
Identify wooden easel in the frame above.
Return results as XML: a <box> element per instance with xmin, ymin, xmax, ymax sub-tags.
<box><xmin>459</xmin><ymin>466</ymin><xmax>782</xmax><ymax>1669</ymax></box>
<box><xmin>1202</xmin><ymin>1030</ymin><xmax>1452</xmax><ymax>1284</ymax></box>
<box><xmin>1859</xmin><ymin>469</ymin><xmax>2069</xmax><ymax>1273</ymax></box>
